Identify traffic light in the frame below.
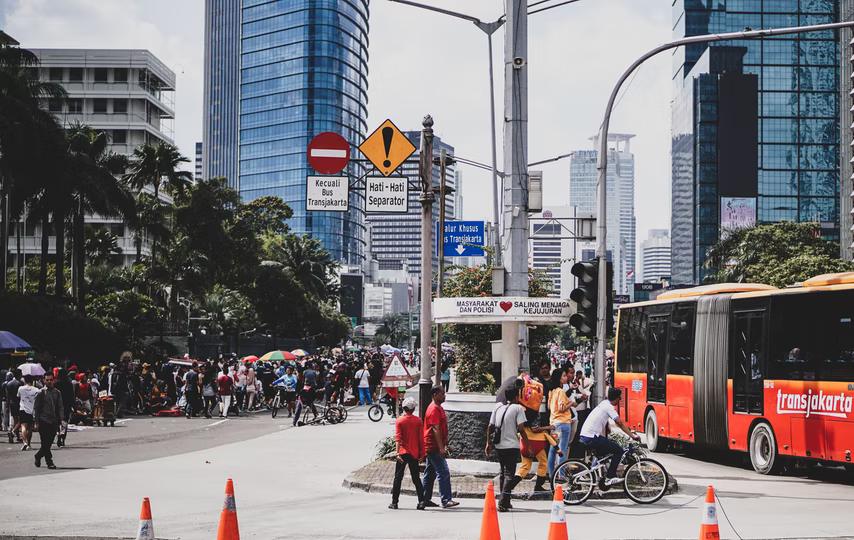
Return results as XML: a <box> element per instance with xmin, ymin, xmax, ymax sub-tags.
<box><xmin>569</xmin><ymin>258</ymin><xmax>614</xmax><ymax>338</ymax></box>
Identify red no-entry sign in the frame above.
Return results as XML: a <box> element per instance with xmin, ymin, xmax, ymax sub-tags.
<box><xmin>307</xmin><ymin>132</ymin><xmax>350</xmax><ymax>175</ymax></box>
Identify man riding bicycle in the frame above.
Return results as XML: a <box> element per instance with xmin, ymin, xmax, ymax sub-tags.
<box><xmin>272</xmin><ymin>365</ymin><xmax>298</xmax><ymax>417</ymax></box>
<box><xmin>578</xmin><ymin>387</ymin><xmax>640</xmax><ymax>486</ymax></box>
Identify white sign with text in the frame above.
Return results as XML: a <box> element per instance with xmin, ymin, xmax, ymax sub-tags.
<box><xmin>306</xmin><ymin>176</ymin><xmax>349</xmax><ymax>212</ymax></box>
<box><xmin>433</xmin><ymin>297</ymin><xmax>573</xmax><ymax>323</ymax></box>
<box><xmin>365</xmin><ymin>176</ymin><xmax>408</xmax><ymax>213</ymax></box>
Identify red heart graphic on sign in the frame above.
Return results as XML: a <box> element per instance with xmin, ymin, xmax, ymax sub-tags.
<box><xmin>499</xmin><ymin>301</ymin><xmax>513</xmax><ymax>312</ymax></box>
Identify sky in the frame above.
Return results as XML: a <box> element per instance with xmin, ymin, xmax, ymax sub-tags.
<box><xmin>0</xmin><ymin>0</ymin><xmax>674</xmax><ymax>255</ymax></box>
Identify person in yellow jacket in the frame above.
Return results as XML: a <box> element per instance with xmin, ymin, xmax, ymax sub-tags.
<box><xmin>515</xmin><ymin>409</ymin><xmax>562</xmax><ymax>493</ymax></box>
<box><xmin>547</xmin><ymin>368</ymin><xmax>577</xmax><ymax>478</ymax></box>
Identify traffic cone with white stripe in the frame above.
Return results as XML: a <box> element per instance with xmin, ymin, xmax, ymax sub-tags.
<box><xmin>135</xmin><ymin>497</ymin><xmax>154</xmax><ymax>540</ymax></box>
<box><xmin>546</xmin><ymin>484</ymin><xmax>568</xmax><ymax>540</ymax></box>
<box><xmin>217</xmin><ymin>478</ymin><xmax>240</xmax><ymax>540</ymax></box>
<box><xmin>699</xmin><ymin>485</ymin><xmax>720</xmax><ymax>540</ymax></box>
<box><xmin>479</xmin><ymin>481</ymin><xmax>501</xmax><ymax>540</ymax></box>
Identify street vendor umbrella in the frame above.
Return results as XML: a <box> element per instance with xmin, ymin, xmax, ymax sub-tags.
<box><xmin>241</xmin><ymin>355</ymin><xmax>259</xmax><ymax>364</ymax></box>
<box><xmin>259</xmin><ymin>350</ymin><xmax>297</xmax><ymax>362</ymax></box>
<box><xmin>17</xmin><ymin>362</ymin><xmax>45</xmax><ymax>377</ymax></box>
<box><xmin>290</xmin><ymin>349</ymin><xmax>308</xmax><ymax>357</ymax></box>
<box><xmin>0</xmin><ymin>331</ymin><xmax>30</xmax><ymax>353</ymax></box>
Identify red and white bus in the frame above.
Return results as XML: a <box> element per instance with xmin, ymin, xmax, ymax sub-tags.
<box><xmin>614</xmin><ymin>272</ymin><xmax>854</xmax><ymax>474</ymax></box>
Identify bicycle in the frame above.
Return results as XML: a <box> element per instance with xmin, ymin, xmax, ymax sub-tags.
<box><xmin>293</xmin><ymin>395</ymin><xmax>346</xmax><ymax>426</ymax></box>
<box><xmin>270</xmin><ymin>387</ymin><xmax>295</xmax><ymax>419</ymax></box>
<box><xmin>367</xmin><ymin>393</ymin><xmax>397</xmax><ymax>422</ymax></box>
<box><xmin>552</xmin><ymin>442</ymin><xmax>669</xmax><ymax>505</ymax></box>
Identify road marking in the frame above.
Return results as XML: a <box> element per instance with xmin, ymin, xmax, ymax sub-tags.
<box><xmin>114</xmin><ymin>419</ymin><xmax>131</xmax><ymax>424</ymax></box>
<box><xmin>205</xmin><ymin>419</ymin><xmax>229</xmax><ymax>428</ymax></box>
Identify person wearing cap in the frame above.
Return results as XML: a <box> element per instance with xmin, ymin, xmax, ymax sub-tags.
<box><xmin>389</xmin><ymin>397</ymin><xmax>425</xmax><ymax>510</ymax></box>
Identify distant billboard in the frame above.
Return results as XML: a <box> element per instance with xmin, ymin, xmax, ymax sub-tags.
<box><xmin>720</xmin><ymin>197</ymin><xmax>756</xmax><ymax>238</ymax></box>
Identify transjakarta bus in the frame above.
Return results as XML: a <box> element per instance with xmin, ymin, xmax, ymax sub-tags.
<box><xmin>614</xmin><ymin>272</ymin><xmax>854</xmax><ymax>474</ymax></box>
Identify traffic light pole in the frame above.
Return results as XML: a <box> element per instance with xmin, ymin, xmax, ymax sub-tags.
<box><xmin>592</xmin><ymin>19</ymin><xmax>854</xmax><ymax>404</ymax></box>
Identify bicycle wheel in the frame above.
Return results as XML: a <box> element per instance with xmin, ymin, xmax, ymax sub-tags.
<box><xmin>325</xmin><ymin>405</ymin><xmax>343</xmax><ymax>424</ymax></box>
<box><xmin>368</xmin><ymin>404</ymin><xmax>383</xmax><ymax>422</ymax></box>
<box><xmin>271</xmin><ymin>395</ymin><xmax>280</xmax><ymax>419</ymax></box>
<box><xmin>337</xmin><ymin>404</ymin><xmax>348</xmax><ymax>423</ymax></box>
<box><xmin>623</xmin><ymin>458</ymin><xmax>669</xmax><ymax>504</ymax></box>
<box><xmin>302</xmin><ymin>404</ymin><xmax>318</xmax><ymax>425</ymax></box>
<box><xmin>552</xmin><ymin>460</ymin><xmax>594</xmax><ymax>505</ymax></box>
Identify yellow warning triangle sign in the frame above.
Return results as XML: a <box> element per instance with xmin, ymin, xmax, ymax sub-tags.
<box><xmin>359</xmin><ymin>119</ymin><xmax>416</xmax><ymax>177</ymax></box>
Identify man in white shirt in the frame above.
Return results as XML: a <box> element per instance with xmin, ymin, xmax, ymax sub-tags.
<box><xmin>355</xmin><ymin>363</ymin><xmax>372</xmax><ymax>406</ymax></box>
<box><xmin>17</xmin><ymin>376</ymin><xmax>40</xmax><ymax>451</ymax></box>
<box><xmin>485</xmin><ymin>388</ymin><xmax>527</xmax><ymax>512</ymax></box>
<box><xmin>578</xmin><ymin>388</ymin><xmax>639</xmax><ymax>485</ymax></box>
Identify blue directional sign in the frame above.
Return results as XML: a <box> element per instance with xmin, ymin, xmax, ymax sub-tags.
<box><xmin>438</xmin><ymin>220</ymin><xmax>485</xmax><ymax>257</ymax></box>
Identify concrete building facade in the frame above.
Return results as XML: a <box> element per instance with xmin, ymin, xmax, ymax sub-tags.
<box><xmin>640</xmin><ymin>229</ymin><xmax>671</xmax><ymax>284</ymax></box>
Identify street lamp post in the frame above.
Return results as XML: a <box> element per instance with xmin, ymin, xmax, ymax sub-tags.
<box><xmin>418</xmin><ymin>115</ymin><xmax>435</xmax><ymax>419</ymax></box>
<box><xmin>592</xmin><ymin>19</ymin><xmax>854</xmax><ymax>403</ymax></box>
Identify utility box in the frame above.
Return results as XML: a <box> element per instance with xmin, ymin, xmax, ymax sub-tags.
<box><xmin>528</xmin><ymin>170</ymin><xmax>543</xmax><ymax>212</ymax></box>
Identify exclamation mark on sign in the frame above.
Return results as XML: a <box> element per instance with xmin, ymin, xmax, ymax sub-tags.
<box><xmin>381</xmin><ymin>126</ymin><xmax>394</xmax><ymax>168</ymax></box>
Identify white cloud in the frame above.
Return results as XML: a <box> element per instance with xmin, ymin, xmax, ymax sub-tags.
<box><xmin>4</xmin><ymin>0</ymin><xmax>674</xmax><ymax>260</ymax></box>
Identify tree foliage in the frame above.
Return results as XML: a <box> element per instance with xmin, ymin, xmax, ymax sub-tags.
<box><xmin>704</xmin><ymin>222</ymin><xmax>854</xmax><ymax>287</ymax></box>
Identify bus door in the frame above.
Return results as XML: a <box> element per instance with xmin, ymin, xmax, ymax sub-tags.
<box><xmin>647</xmin><ymin>315</ymin><xmax>669</xmax><ymax>404</ymax></box>
<box><xmin>730</xmin><ymin>310</ymin><xmax>765</xmax><ymax>415</ymax></box>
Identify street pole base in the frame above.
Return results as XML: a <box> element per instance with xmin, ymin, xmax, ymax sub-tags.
<box><xmin>418</xmin><ymin>380</ymin><xmax>433</xmax><ymax>419</ymax></box>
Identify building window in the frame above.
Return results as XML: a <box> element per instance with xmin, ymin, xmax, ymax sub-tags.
<box><xmin>113</xmin><ymin>99</ymin><xmax>127</xmax><ymax>113</ymax></box>
<box><xmin>93</xmin><ymin>99</ymin><xmax>107</xmax><ymax>114</ymax></box>
<box><xmin>48</xmin><ymin>98</ymin><xmax>62</xmax><ymax>112</ymax></box>
<box><xmin>111</xmin><ymin>130</ymin><xmax>127</xmax><ymax>144</ymax></box>
<box><xmin>114</xmin><ymin>68</ymin><xmax>128</xmax><ymax>82</ymax></box>
<box><xmin>48</xmin><ymin>67</ymin><xmax>63</xmax><ymax>81</ymax></box>
<box><xmin>68</xmin><ymin>68</ymin><xmax>83</xmax><ymax>82</ymax></box>
<box><xmin>67</xmin><ymin>99</ymin><xmax>83</xmax><ymax>113</ymax></box>
<box><xmin>94</xmin><ymin>68</ymin><xmax>108</xmax><ymax>82</ymax></box>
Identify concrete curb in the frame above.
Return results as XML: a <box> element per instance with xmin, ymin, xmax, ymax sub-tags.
<box><xmin>343</xmin><ymin>459</ymin><xmax>679</xmax><ymax>501</ymax></box>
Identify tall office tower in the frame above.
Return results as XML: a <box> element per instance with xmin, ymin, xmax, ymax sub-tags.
<box><xmin>841</xmin><ymin>0</ymin><xmax>854</xmax><ymax>260</ymax></box>
<box><xmin>194</xmin><ymin>141</ymin><xmax>203</xmax><ymax>180</ymax></box>
<box><xmin>671</xmin><ymin>1</ymin><xmax>839</xmax><ymax>285</ymax></box>
<box><xmin>529</xmin><ymin>206</ymin><xmax>578</xmax><ymax>299</ymax></box>
<box><xmin>21</xmin><ymin>48</ymin><xmax>176</xmax><ymax>265</ymax></box>
<box><xmin>640</xmin><ymin>229</ymin><xmax>671</xmax><ymax>284</ymax></box>
<box><xmin>203</xmin><ymin>0</ymin><xmax>370</xmax><ymax>264</ymax></box>
<box><xmin>367</xmin><ymin>131</ymin><xmax>456</xmax><ymax>277</ymax></box>
<box><xmin>569</xmin><ymin>134</ymin><xmax>636</xmax><ymax>296</ymax></box>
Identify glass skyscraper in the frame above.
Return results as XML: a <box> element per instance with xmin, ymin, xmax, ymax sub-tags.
<box><xmin>671</xmin><ymin>0</ymin><xmax>839</xmax><ymax>285</ymax></box>
<box><xmin>203</xmin><ymin>0</ymin><xmax>369</xmax><ymax>264</ymax></box>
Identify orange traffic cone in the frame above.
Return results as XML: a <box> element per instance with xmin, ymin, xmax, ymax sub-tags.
<box><xmin>699</xmin><ymin>485</ymin><xmax>720</xmax><ymax>540</ymax></box>
<box><xmin>547</xmin><ymin>485</ymin><xmax>568</xmax><ymax>540</ymax></box>
<box><xmin>135</xmin><ymin>497</ymin><xmax>154</xmax><ymax>540</ymax></box>
<box><xmin>217</xmin><ymin>478</ymin><xmax>240</xmax><ymax>540</ymax></box>
<box><xmin>479</xmin><ymin>481</ymin><xmax>501</xmax><ymax>540</ymax></box>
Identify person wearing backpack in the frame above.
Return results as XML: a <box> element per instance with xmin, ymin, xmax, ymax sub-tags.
<box><xmin>485</xmin><ymin>387</ymin><xmax>527</xmax><ymax>512</ymax></box>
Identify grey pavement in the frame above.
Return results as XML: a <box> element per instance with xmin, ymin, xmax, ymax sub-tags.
<box><xmin>0</xmin><ymin>408</ymin><xmax>853</xmax><ymax>539</ymax></box>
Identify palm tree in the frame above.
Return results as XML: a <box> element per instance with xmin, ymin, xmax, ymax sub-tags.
<box><xmin>0</xmin><ymin>42</ymin><xmax>65</xmax><ymax>291</ymax></box>
<box><xmin>127</xmin><ymin>192</ymin><xmax>169</xmax><ymax>263</ymax></box>
<box><xmin>60</xmin><ymin>124</ymin><xmax>134</xmax><ymax>308</ymax></box>
<box><xmin>268</xmin><ymin>234</ymin><xmax>339</xmax><ymax>300</ymax></box>
<box><xmin>374</xmin><ymin>313</ymin><xmax>409</xmax><ymax>348</ymax></box>
<box><xmin>124</xmin><ymin>141</ymin><xmax>192</xmax><ymax>199</ymax></box>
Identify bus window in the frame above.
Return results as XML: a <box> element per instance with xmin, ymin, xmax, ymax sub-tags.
<box><xmin>668</xmin><ymin>304</ymin><xmax>695</xmax><ymax>376</ymax></box>
<box><xmin>629</xmin><ymin>308</ymin><xmax>648</xmax><ymax>373</ymax></box>
<box><xmin>648</xmin><ymin>316</ymin><xmax>669</xmax><ymax>403</ymax></box>
<box><xmin>731</xmin><ymin>310</ymin><xmax>765</xmax><ymax>414</ymax></box>
<box><xmin>616</xmin><ymin>308</ymin><xmax>633</xmax><ymax>372</ymax></box>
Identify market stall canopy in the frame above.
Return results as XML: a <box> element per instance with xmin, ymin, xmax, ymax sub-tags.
<box><xmin>0</xmin><ymin>331</ymin><xmax>31</xmax><ymax>353</ymax></box>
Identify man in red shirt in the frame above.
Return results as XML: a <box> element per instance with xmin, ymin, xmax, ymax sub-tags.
<box><xmin>389</xmin><ymin>397</ymin><xmax>425</xmax><ymax>510</ymax></box>
<box><xmin>420</xmin><ymin>386</ymin><xmax>459</xmax><ymax>508</ymax></box>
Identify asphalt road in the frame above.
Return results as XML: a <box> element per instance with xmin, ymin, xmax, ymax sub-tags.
<box><xmin>0</xmin><ymin>408</ymin><xmax>286</xmax><ymax>481</ymax></box>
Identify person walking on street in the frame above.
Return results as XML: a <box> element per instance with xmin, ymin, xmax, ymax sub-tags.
<box><xmin>183</xmin><ymin>363</ymin><xmax>201</xmax><ymax>419</ymax></box>
<box><xmin>389</xmin><ymin>397</ymin><xmax>425</xmax><ymax>510</ymax></box>
<box><xmin>201</xmin><ymin>364</ymin><xmax>217</xmax><ymax>419</ymax></box>
<box><xmin>421</xmin><ymin>386</ymin><xmax>459</xmax><ymax>509</ymax></box>
<box><xmin>17</xmin><ymin>376</ymin><xmax>39</xmax><ymax>451</ymax></box>
<box><xmin>547</xmin><ymin>368</ymin><xmax>576</xmax><ymax>478</ymax></box>
<box><xmin>4</xmin><ymin>371</ymin><xmax>21</xmax><ymax>441</ymax></box>
<box><xmin>355</xmin><ymin>363</ymin><xmax>372</xmax><ymax>406</ymax></box>
<box><xmin>217</xmin><ymin>369</ymin><xmax>234</xmax><ymax>418</ymax></box>
<box><xmin>485</xmin><ymin>387</ymin><xmax>527</xmax><ymax>512</ymax></box>
<box><xmin>33</xmin><ymin>372</ymin><xmax>63</xmax><ymax>469</ymax></box>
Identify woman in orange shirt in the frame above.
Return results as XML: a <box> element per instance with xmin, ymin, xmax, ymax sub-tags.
<box><xmin>547</xmin><ymin>368</ymin><xmax>577</xmax><ymax>479</ymax></box>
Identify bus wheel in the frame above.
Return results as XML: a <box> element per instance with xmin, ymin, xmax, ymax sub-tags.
<box><xmin>749</xmin><ymin>422</ymin><xmax>781</xmax><ymax>475</ymax></box>
<box><xmin>645</xmin><ymin>410</ymin><xmax>665</xmax><ymax>452</ymax></box>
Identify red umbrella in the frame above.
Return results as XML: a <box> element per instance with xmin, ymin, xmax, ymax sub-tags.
<box><xmin>241</xmin><ymin>355</ymin><xmax>260</xmax><ymax>363</ymax></box>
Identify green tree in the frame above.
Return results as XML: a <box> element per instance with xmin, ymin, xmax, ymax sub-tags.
<box><xmin>704</xmin><ymin>222</ymin><xmax>854</xmax><ymax>287</ymax></box>
<box><xmin>262</xmin><ymin>233</ymin><xmax>339</xmax><ymax>300</ymax></box>
<box><xmin>87</xmin><ymin>290</ymin><xmax>163</xmax><ymax>350</ymax></box>
<box><xmin>124</xmin><ymin>141</ymin><xmax>192</xmax><ymax>200</ymax></box>
<box><xmin>197</xmin><ymin>284</ymin><xmax>257</xmax><ymax>337</ymax></box>
<box><xmin>127</xmin><ymin>192</ymin><xmax>169</xmax><ymax>263</ymax></box>
<box><xmin>374</xmin><ymin>313</ymin><xmax>409</xmax><ymax>348</ymax></box>
<box><xmin>84</xmin><ymin>226</ymin><xmax>121</xmax><ymax>266</ymax></box>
